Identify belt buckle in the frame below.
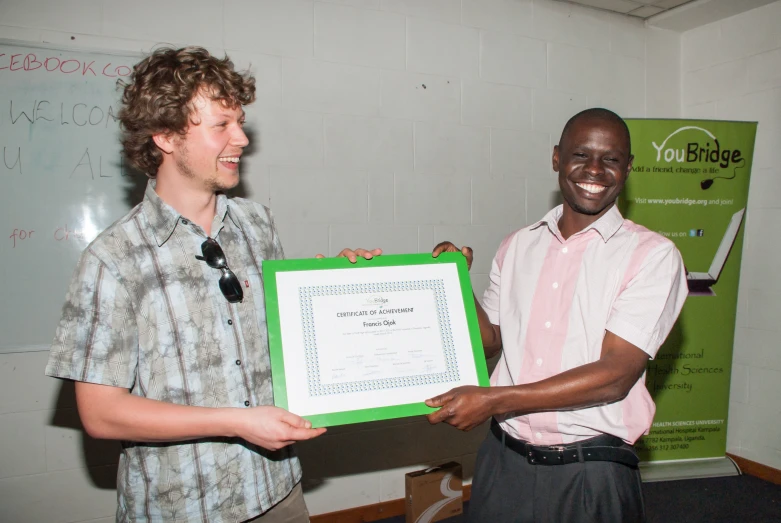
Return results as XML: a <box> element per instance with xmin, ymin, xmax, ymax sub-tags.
<box><xmin>550</xmin><ymin>445</ymin><xmax>567</xmax><ymax>464</ymax></box>
<box><xmin>527</xmin><ymin>444</ymin><xmax>566</xmax><ymax>465</ymax></box>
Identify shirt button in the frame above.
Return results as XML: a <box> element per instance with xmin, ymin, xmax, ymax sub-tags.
<box><xmin>562</xmin><ymin>247</ymin><xmax>568</xmax><ymax>254</ymax></box>
<box><xmin>535</xmin><ymin>432</ymin><xmax>543</xmax><ymax>440</ymax></box>
<box><xmin>536</xmin><ymin>358</ymin><xmax>543</xmax><ymax>366</ymax></box>
<box><xmin>545</xmin><ymin>321</ymin><xmax>551</xmax><ymax>328</ymax></box>
<box><xmin>227</xmin><ymin>319</ymin><xmax>233</xmax><ymax>325</ymax></box>
<box><xmin>181</xmin><ymin>219</ymin><xmax>189</xmax><ymax>225</ymax></box>
<box><xmin>235</xmin><ymin>360</ymin><xmax>241</xmax><ymax>366</ymax></box>
<box><xmin>552</xmin><ymin>282</ymin><xmax>559</xmax><ymax>289</ymax></box>
<box><xmin>244</xmin><ymin>400</ymin><xmax>250</xmax><ymax>407</ymax></box>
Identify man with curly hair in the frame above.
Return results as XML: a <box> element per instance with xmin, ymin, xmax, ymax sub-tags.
<box><xmin>46</xmin><ymin>47</ymin><xmax>379</xmax><ymax>522</ymax></box>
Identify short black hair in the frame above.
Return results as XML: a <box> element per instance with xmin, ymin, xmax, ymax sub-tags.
<box><xmin>559</xmin><ymin>108</ymin><xmax>631</xmax><ymax>155</ymax></box>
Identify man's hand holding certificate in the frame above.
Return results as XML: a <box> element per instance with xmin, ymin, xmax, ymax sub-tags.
<box><xmin>263</xmin><ymin>252</ymin><xmax>489</xmax><ymax>428</ymax></box>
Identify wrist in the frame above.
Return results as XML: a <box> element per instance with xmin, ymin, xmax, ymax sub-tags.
<box><xmin>492</xmin><ymin>386</ymin><xmax>524</xmax><ymax>418</ymax></box>
<box><xmin>215</xmin><ymin>407</ymin><xmax>243</xmax><ymax>438</ymax></box>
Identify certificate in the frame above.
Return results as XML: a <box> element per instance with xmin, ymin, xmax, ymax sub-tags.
<box><xmin>262</xmin><ymin>253</ymin><xmax>490</xmax><ymax>427</ymax></box>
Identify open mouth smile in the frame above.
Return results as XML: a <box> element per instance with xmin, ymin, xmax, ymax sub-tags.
<box><xmin>575</xmin><ymin>182</ymin><xmax>607</xmax><ymax>194</ymax></box>
<box><xmin>219</xmin><ymin>156</ymin><xmax>241</xmax><ymax>170</ymax></box>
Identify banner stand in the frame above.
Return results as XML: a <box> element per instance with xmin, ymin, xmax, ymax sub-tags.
<box><xmin>623</xmin><ymin>119</ymin><xmax>757</xmax><ymax>469</ymax></box>
<box><xmin>639</xmin><ymin>457</ymin><xmax>740</xmax><ymax>483</ymax></box>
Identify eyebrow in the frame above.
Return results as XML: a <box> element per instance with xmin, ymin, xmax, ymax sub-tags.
<box><xmin>215</xmin><ymin>111</ymin><xmax>246</xmax><ymax>120</ymax></box>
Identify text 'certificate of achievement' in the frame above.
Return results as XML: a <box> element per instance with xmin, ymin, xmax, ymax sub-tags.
<box><xmin>262</xmin><ymin>253</ymin><xmax>490</xmax><ymax>427</ymax></box>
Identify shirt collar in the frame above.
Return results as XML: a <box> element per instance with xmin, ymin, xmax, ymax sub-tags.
<box><xmin>142</xmin><ymin>179</ymin><xmax>232</xmax><ymax>246</ymax></box>
<box><xmin>530</xmin><ymin>204</ymin><xmax>624</xmax><ymax>243</ymax></box>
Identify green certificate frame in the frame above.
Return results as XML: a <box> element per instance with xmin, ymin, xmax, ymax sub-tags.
<box><xmin>262</xmin><ymin>252</ymin><xmax>490</xmax><ymax>428</ymax></box>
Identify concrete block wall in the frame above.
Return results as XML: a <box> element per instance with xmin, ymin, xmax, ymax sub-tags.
<box><xmin>681</xmin><ymin>0</ymin><xmax>781</xmax><ymax>471</ymax></box>
<box><xmin>0</xmin><ymin>0</ymin><xmax>680</xmax><ymax>520</ymax></box>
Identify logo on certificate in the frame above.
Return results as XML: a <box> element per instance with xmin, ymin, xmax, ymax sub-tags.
<box><xmin>364</xmin><ymin>295</ymin><xmax>390</xmax><ymax>308</ymax></box>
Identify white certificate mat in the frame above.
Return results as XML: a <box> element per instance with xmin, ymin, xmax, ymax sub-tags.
<box><xmin>263</xmin><ymin>253</ymin><xmax>489</xmax><ymax>427</ymax></box>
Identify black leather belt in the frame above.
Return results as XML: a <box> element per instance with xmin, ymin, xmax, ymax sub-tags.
<box><xmin>491</xmin><ymin>419</ymin><xmax>639</xmax><ymax>468</ymax></box>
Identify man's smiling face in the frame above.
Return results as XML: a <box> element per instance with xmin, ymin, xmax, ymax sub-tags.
<box><xmin>553</xmin><ymin>116</ymin><xmax>633</xmax><ymax>219</ymax></box>
<box><xmin>169</xmin><ymin>93</ymin><xmax>249</xmax><ymax>192</ymax></box>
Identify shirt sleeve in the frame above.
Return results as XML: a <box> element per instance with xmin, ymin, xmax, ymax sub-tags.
<box><xmin>481</xmin><ymin>232</ymin><xmax>516</xmax><ymax>326</ymax></box>
<box><xmin>269</xmin><ymin>209</ymin><xmax>286</xmax><ymax>261</ymax></box>
<box><xmin>45</xmin><ymin>248</ymin><xmax>138</xmax><ymax>388</ymax></box>
<box><xmin>606</xmin><ymin>242</ymin><xmax>688</xmax><ymax>358</ymax></box>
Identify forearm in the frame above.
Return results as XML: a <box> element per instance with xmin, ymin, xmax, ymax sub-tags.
<box><xmin>491</xmin><ymin>359</ymin><xmax>638</xmax><ymax>417</ymax></box>
<box><xmin>474</xmin><ymin>294</ymin><xmax>502</xmax><ymax>358</ymax></box>
<box><xmin>77</xmin><ymin>385</ymin><xmax>239</xmax><ymax>442</ymax></box>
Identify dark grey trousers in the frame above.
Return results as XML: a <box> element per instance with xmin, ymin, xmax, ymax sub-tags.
<box><xmin>467</xmin><ymin>429</ymin><xmax>645</xmax><ymax>523</ymax></box>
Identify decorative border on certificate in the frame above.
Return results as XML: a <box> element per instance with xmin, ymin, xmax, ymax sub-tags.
<box><xmin>299</xmin><ymin>279</ymin><xmax>458</xmax><ymax>397</ymax></box>
<box><xmin>263</xmin><ymin>252</ymin><xmax>490</xmax><ymax>428</ymax></box>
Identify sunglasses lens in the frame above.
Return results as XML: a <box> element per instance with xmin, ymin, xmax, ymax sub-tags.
<box><xmin>201</xmin><ymin>239</ymin><xmax>227</xmax><ymax>269</ymax></box>
<box><xmin>219</xmin><ymin>271</ymin><xmax>244</xmax><ymax>303</ymax></box>
<box><xmin>198</xmin><ymin>239</ymin><xmax>242</xmax><ymax>303</ymax></box>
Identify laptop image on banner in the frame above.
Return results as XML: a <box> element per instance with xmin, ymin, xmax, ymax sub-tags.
<box><xmin>687</xmin><ymin>208</ymin><xmax>745</xmax><ymax>292</ymax></box>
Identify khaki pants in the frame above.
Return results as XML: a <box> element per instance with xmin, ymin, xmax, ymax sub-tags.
<box><xmin>243</xmin><ymin>483</ymin><xmax>310</xmax><ymax>523</ymax></box>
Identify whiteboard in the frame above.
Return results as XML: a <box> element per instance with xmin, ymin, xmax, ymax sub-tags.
<box><xmin>0</xmin><ymin>41</ymin><xmax>140</xmax><ymax>352</ymax></box>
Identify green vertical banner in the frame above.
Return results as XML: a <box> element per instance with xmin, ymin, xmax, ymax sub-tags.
<box><xmin>621</xmin><ymin>119</ymin><xmax>756</xmax><ymax>462</ymax></box>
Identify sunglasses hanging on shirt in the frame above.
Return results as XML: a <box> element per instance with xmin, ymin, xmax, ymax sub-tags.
<box><xmin>195</xmin><ymin>237</ymin><xmax>244</xmax><ymax>303</ymax></box>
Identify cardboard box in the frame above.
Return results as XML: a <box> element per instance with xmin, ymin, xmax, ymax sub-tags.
<box><xmin>405</xmin><ymin>461</ymin><xmax>463</xmax><ymax>523</ymax></box>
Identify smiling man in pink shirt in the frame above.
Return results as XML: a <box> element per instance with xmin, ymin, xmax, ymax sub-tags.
<box><xmin>428</xmin><ymin>108</ymin><xmax>688</xmax><ymax>522</ymax></box>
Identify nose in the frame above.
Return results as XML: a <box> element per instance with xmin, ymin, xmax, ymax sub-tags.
<box><xmin>232</xmin><ymin>125</ymin><xmax>249</xmax><ymax>148</ymax></box>
<box><xmin>583</xmin><ymin>157</ymin><xmax>604</xmax><ymax>177</ymax></box>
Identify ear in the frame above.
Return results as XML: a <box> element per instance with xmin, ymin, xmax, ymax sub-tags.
<box><xmin>152</xmin><ymin>132</ymin><xmax>176</xmax><ymax>155</ymax></box>
<box><xmin>626</xmin><ymin>154</ymin><xmax>634</xmax><ymax>177</ymax></box>
<box><xmin>552</xmin><ymin>145</ymin><xmax>560</xmax><ymax>172</ymax></box>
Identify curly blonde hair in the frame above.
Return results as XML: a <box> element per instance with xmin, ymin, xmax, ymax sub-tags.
<box><xmin>118</xmin><ymin>47</ymin><xmax>256</xmax><ymax>177</ymax></box>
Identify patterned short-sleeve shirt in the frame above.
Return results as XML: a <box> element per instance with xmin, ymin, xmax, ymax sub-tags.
<box><xmin>46</xmin><ymin>180</ymin><xmax>301</xmax><ymax>523</ymax></box>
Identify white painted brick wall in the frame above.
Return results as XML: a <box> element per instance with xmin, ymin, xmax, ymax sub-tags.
<box><xmin>461</xmin><ymin>79</ymin><xmax>533</xmax><ymax>129</ymax></box>
<box><xmin>490</xmin><ymin>128</ymin><xmax>552</xmax><ymax>178</ymax></box>
<box><xmin>480</xmin><ymin>31</ymin><xmax>547</xmax><ymax>88</ymax></box>
<box><xmin>324</xmin><ymin>114</ymin><xmax>413</xmax><ymax>169</ymax></box>
<box><xmin>105</xmin><ymin>0</ymin><xmax>225</xmax><ymax>49</ymax></box>
<box><xmin>227</xmin><ymin>0</ymin><xmax>315</xmax><ymax>58</ymax></box>
<box><xmin>532</xmin><ymin>88</ymin><xmax>590</xmax><ymax>138</ymax></box>
<box><xmin>0</xmin><ymin>0</ymin><xmax>685</xmax><ymax>519</ymax></box>
<box><xmin>394</xmin><ymin>172</ymin><xmax>472</xmax><ymax>225</ymax></box>
<box><xmin>406</xmin><ymin>17</ymin><xmax>480</xmax><ymax>77</ymax></box>
<box><xmin>681</xmin><ymin>0</ymin><xmax>781</xmax><ymax>472</ymax></box>
<box><xmin>249</xmin><ymin>108</ymin><xmax>325</xmax><ymax>167</ymax></box>
<box><xmin>280</xmin><ymin>59</ymin><xmax>381</xmax><ymax>116</ymax></box>
<box><xmin>0</xmin><ymin>0</ymin><xmax>103</xmax><ymax>34</ymax></box>
<box><xmin>462</xmin><ymin>0</ymin><xmax>534</xmax><ymax>36</ymax></box>
<box><xmin>413</xmin><ymin>121</ymin><xmax>491</xmax><ymax>176</ymax></box>
<box><xmin>379</xmin><ymin>70</ymin><xmax>461</xmax><ymax>123</ymax></box>
<box><xmin>547</xmin><ymin>42</ymin><xmax>594</xmax><ymax>95</ymax></box>
<box><xmin>315</xmin><ymin>3</ymin><xmax>406</xmax><ymax>68</ymax></box>
<box><xmin>646</xmin><ymin>27</ymin><xmax>681</xmax><ymax>118</ymax></box>
<box><xmin>379</xmin><ymin>0</ymin><xmax>461</xmax><ymax>25</ymax></box>
<box><xmin>533</xmin><ymin>0</ymin><xmax>611</xmax><ymax>51</ymax></box>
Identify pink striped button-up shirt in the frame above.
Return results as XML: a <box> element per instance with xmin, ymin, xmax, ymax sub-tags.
<box><xmin>482</xmin><ymin>204</ymin><xmax>687</xmax><ymax>445</ymax></box>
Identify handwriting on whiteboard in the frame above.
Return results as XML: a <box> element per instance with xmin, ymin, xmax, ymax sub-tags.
<box><xmin>0</xmin><ymin>53</ymin><xmax>132</xmax><ymax>78</ymax></box>
<box><xmin>71</xmin><ymin>149</ymin><xmax>128</xmax><ymax>179</ymax></box>
<box><xmin>9</xmin><ymin>228</ymin><xmax>34</xmax><ymax>248</ymax></box>
<box><xmin>8</xmin><ymin>225</ymin><xmax>96</xmax><ymax>248</ymax></box>
<box><xmin>8</xmin><ymin>100</ymin><xmax>120</xmax><ymax>128</ymax></box>
<box><xmin>3</xmin><ymin>147</ymin><xmax>21</xmax><ymax>174</ymax></box>
<box><xmin>1</xmin><ymin>146</ymin><xmax>131</xmax><ymax>179</ymax></box>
